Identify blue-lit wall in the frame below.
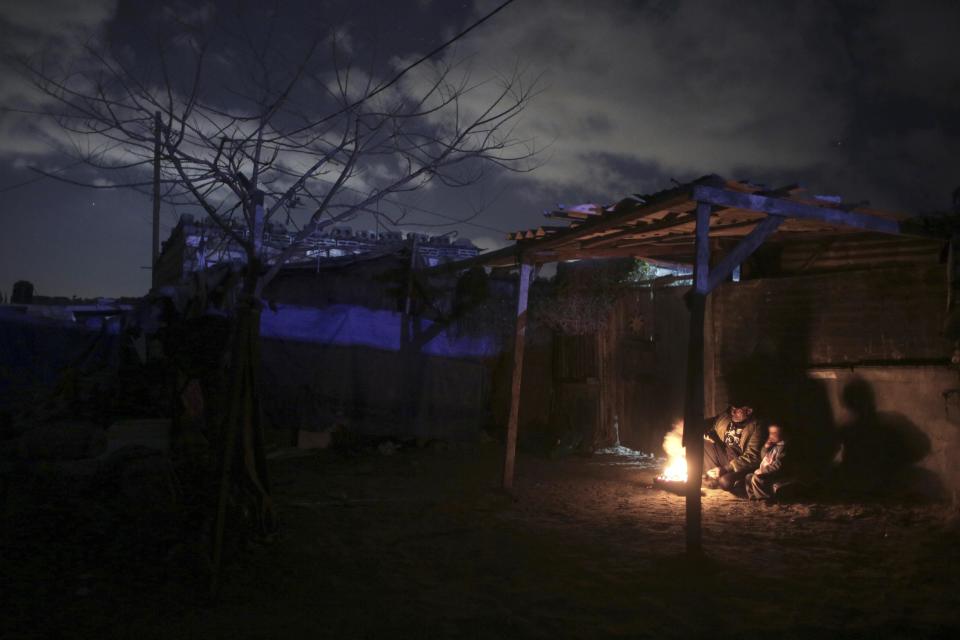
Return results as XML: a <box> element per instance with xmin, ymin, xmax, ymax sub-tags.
<box><xmin>257</xmin><ymin>302</ymin><xmax>508</xmax><ymax>440</ymax></box>
<box><xmin>259</xmin><ymin>304</ymin><xmax>498</xmax><ymax>359</ymax></box>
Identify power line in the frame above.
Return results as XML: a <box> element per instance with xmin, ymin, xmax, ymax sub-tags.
<box><xmin>286</xmin><ymin>0</ymin><xmax>519</xmax><ymax>136</ymax></box>
<box><xmin>376</xmin><ymin>197</ymin><xmax>509</xmax><ymax>235</ymax></box>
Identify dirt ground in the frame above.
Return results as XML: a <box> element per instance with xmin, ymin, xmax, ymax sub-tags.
<box><xmin>4</xmin><ymin>443</ymin><xmax>960</xmax><ymax>639</ymax></box>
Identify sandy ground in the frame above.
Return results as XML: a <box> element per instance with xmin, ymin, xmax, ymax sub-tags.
<box><xmin>4</xmin><ymin>443</ymin><xmax>960</xmax><ymax>639</ymax></box>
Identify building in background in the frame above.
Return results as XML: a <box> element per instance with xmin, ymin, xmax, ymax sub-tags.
<box><xmin>155</xmin><ymin>213</ymin><xmax>480</xmax><ymax>286</ymax></box>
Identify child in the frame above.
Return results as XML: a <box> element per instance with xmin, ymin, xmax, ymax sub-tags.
<box><xmin>745</xmin><ymin>424</ymin><xmax>789</xmax><ymax>500</ymax></box>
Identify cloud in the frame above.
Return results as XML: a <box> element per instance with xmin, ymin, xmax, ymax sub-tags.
<box><xmin>470</xmin><ymin>234</ymin><xmax>507</xmax><ymax>252</ymax></box>
<box><xmin>436</xmin><ymin>1</ymin><xmax>846</xmax><ymax>190</ymax></box>
<box><xmin>0</xmin><ymin>1</ymin><xmax>119</xmax><ymax>161</ymax></box>
<box><xmin>4</xmin><ymin>0</ymin><xmax>957</xmax><ymax>217</ymax></box>
<box><xmin>860</xmin><ymin>1</ymin><xmax>960</xmax><ymax>111</ymax></box>
<box><xmin>0</xmin><ymin>0</ymin><xmax>116</xmax><ymax>50</ymax></box>
<box><xmin>431</xmin><ymin>0</ymin><xmax>960</xmax><ymax>210</ymax></box>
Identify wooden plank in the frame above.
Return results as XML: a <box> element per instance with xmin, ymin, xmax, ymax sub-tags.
<box><xmin>607</xmin><ymin>216</ymin><xmax>771</xmax><ymax>251</ymax></box>
<box><xmin>503</xmin><ymin>262</ymin><xmax>535</xmax><ymax>491</ymax></box>
<box><xmin>545</xmin><ymin>211</ymin><xmax>595</xmax><ymax>221</ymax></box>
<box><xmin>534</xmin><ymin>247</ymin><xmax>652</xmax><ymax>262</ymax></box>
<box><xmin>580</xmin><ymin>212</ymin><xmax>695</xmax><ymax>249</ymax></box>
<box><xmin>705</xmin><ymin>215</ymin><xmax>783</xmax><ymax>292</ymax></box>
<box><xmin>525</xmin><ymin>192</ymin><xmax>694</xmax><ymax>253</ymax></box>
<box><xmin>535</xmin><ymin>226</ymin><xmax>566</xmax><ymax>237</ymax></box>
<box><xmin>682</xmin><ymin>201</ymin><xmax>710</xmax><ymax>556</ymax></box>
<box><xmin>692</xmin><ymin>185</ymin><xmax>902</xmax><ymax>235</ymax></box>
<box><xmin>948</xmin><ymin>234</ymin><xmax>960</xmax><ymax>319</ymax></box>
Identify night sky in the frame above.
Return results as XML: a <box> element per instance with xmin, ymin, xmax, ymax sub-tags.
<box><xmin>0</xmin><ymin>0</ymin><xmax>958</xmax><ymax>298</ymax></box>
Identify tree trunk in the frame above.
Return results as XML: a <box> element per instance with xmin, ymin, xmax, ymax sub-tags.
<box><xmin>210</xmin><ymin>268</ymin><xmax>277</xmax><ymax>596</ymax></box>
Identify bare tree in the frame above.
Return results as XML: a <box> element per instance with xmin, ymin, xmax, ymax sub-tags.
<box><xmin>14</xmin><ymin>1</ymin><xmax>537</xmax><ymax>592</ymax></box>
<box><xmin>21</xmin><ymin>3</ymin><xmax>535</xmax><ymax>290</ymax></box>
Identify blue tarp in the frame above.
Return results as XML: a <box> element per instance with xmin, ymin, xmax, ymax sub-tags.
<box><xmin>259</xmin><ymin>304</ymin><xmax>499</xmax><ymax>359</ymax></box>
<box><xmin>0</xmin><ymin>301</ymin><xmax>503</xmax><ymax>439</ymax></box>
<box><xmin>257</xmin><ymin>304</ymin><xmax>504</xmax><ymax>439</ymax></box>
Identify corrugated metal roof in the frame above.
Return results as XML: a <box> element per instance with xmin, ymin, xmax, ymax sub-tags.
<box><xmin>461</xmin><ymin>175</ymin><xmax>943</xmax><ymax>269</ymax></box>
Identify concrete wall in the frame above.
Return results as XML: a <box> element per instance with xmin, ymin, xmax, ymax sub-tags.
<box><xmin>506</xmin><ymin>258</ymin><xmax>960</xmax><ymax>499</ymax></box>
<box><xmin>707</xmin><ymin>263</ymin><xmax>960</xmax><ymax>501</ymax></box>
<box><xmin>810</xmin><ymin>366</ymin><xmax>960</xmax><ymax>502</ymax></box>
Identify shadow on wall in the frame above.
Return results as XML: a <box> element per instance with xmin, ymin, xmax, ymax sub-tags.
<box><xmin>719</xmin><ymin>308</ymin><xmax>945</xmax><ymax>501</ymax></box>
<box><xmin>837</xmin><ymin>377</ymin><xmax>944</xmax><ymax>500</ymax></box>
<box><xmin>723</xmin><ymin>315</ymin><xmax>837</xmax><ymax>477</ymax></box>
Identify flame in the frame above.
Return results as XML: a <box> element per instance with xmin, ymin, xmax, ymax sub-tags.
<box><xmin>658</xmin><ymin>420</ymin><xmax>688</xmax><ymax>482</ymax></box>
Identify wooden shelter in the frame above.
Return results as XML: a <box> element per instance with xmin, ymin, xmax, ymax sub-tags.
<box><xmin>442</xmin><ymin>174</ymin><xmax>947</xmax><ymax>555</ymax></box>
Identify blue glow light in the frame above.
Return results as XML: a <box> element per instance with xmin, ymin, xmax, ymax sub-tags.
<box><xmin>259</xmin><ymin>304</ymin><xmax>499</xmax><ymax>358</ymax></box>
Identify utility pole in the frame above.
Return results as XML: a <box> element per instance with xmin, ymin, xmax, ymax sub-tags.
<box><xmin>151</xmin><ymin>110</ymin><xmax>161</xmax><ymax>289</ymax></box>
<box><xmin>235</xmin><ymin>170</ymin><xmax>265</xmax><ymax>258</ymax></box>
<box><xmin>252</xmin><ymin>190</ymin><xmax>265</xmax><ymax>257</ymax></box>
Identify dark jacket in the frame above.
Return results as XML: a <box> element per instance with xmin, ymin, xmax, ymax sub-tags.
<box><xmin>711</xmin><ymin>413</ymin><xmax>763</xmax><ymax>473</ymax></box>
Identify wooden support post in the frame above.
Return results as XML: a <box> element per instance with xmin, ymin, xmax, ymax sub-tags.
<box><xmin>948</xmin><ymin>234</ymin><xmax>960</xmax><ymax>313</ymax></box>
<box><xmin>706</xmin><ymin>216</ymin><xmax>782</xmax><ymax>293</ymax></box>
<box><xmin>945</xmin><ymin>235</ymin><xmax>960</xmax><ymax>352</ymax></box>
<box><xmin>683</xmin><ymin>201</ymin><xmax>711</xmax><ymax>556</ymax></box>
<box><xmin>503</xmin><ymin>261</ymin><xmax>534</xmax><ymax>491</ymax></box>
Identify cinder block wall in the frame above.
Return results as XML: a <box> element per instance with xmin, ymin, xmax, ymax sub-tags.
<box><xmin>707</xmin><ymin>264</ymin><xmax>960</xmax><ymax>502</ymax></box>
<box><xmin>815</xmin><ymin>366</ymin><xmax>960</xmax><ymax>503</ymax></box>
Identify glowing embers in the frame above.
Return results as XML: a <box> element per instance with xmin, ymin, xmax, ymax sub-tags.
<box><xmin>659</xmin><ymin>457</ymin><xmax>688</xmax><ymax>482</ymax></box>
<box><xmin>655</xmin><ymin>421</ymin><xmax>688</xmax><ymax>493</ymax></box>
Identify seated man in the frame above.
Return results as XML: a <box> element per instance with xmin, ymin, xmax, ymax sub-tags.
<box><xmin>703</xmin><ymin>404</ymin><xmax>763</xmax><ymax>493</ymax></box>
<box><xmin>745</xmin><ymin>423</ymin><xmax>790</xmax><ymax>500</ymax></box>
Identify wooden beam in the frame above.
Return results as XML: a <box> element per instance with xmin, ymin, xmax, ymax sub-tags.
<box><xmin>579</xmin><ymin>211</ymin><xmax>695</xmax><ymax>249</ymax></box>
<box><xmin>525</xmin><ymin>192</ymin><xmax>694</xmax><ymax>253</ymax></box>
<box><xmin>683</xmin><ymin>201</ymin><xmax>710</xmax><ymax>556</ymax></box>
<box><xmin>610</xmin><ymin>218</ymin><xmax>769</xmax><ymax>250</ymax></box>
<box><xmin>705</xmin><ymin>215</ymin><xmax>783</xmax><ymax>292</ymax></box>
<box><xmin>503</xmin><ymin>262</ymin><xmax>535</xmax><ymax>491</ymax></box>
<box><xmin>534</xmin><ymin>247</ymin><xmax>643</xmax><ymax>262</ymax></box>
<box><xmin>692</xmin><ymin>185</ymin><xmax>902</xmax><ymax>235</ymax></box>
<box><xmin>693</xmin><ymin>203</ymin><xmax>710</xmax><ymax>294</ymax></box>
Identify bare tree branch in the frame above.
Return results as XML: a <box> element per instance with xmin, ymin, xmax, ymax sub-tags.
<box><xmin>17</xmin><ymin>1</ymin><xmax>538</xmax><ymax>298</ymax></box>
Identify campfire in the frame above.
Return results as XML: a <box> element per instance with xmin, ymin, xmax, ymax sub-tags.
<box><xmin>654</xmin><ymin>421</ymin><xmax>688</xmax><ymax>494</ymax></box>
